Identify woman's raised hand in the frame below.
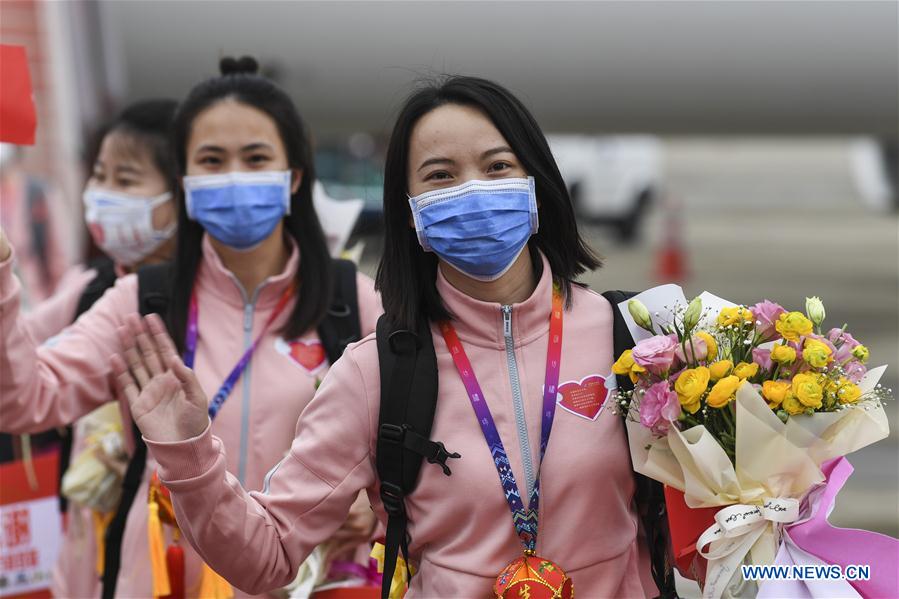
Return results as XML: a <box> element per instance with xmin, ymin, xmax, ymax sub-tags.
<box><xmin>0</xmin><ymin>226</ymin><xmax>11</xmax><ymax>262</ymax></box>
<box><xmin>111</xmin><ymin>314</ymin><xmax>209</xmax><ymax>443</ymax></box>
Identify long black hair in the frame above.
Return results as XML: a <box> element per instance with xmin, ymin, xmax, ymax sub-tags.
<box><xmin>167</xmin><ymin>56</ymin><xmax>331</xmax><ymax>351</ymax></box>
<box><xmin>375</xmin><ymin>75</ymin><xmax>601</xmax><ymax>330</ymax></box>
<box><xmin>86</xmin><ymin>98</ymin><xmax>179</xmax><ymax>192</ymax></box>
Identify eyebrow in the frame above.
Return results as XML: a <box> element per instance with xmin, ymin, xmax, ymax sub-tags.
<box><xmin>416</xmin><ymin>145</ymin><xmax>514</xmax><ymax>172</ymax></box>
<box><xmin>195</xmin><ymin>144</ymin><xmax>226</xmax><ymax>154</ymax></box>
<box><xmin>241</xmin><ymin>142</ymin><xmax>275</xmax><ymax>153</ymax></box>
<box><xmin>481</xmin><ymin>146</ymin><xmax>513</xmax><ymax>159</ymax></box>
<box><xmin>417</xmin><ymin>157</ymin><xmax>454</xmax><ymax>172</ymax></box>
<box><xmin>114</xmin><ymin>164</ymin><xmax>143</xmax><ymax>176</ymax></box>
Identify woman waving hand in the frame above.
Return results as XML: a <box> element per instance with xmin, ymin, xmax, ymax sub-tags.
<box><xmin>117</xmin><ymin>76</ymin><xmax>652</xmax><ymax>598</ymax></box>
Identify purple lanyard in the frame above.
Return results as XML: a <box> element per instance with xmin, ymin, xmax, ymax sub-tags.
<box><xmin>438</xmin><ymin>287</ymin><xmax>563</xmax><ymax>553</ymax></box>
<box><xmin>183</xmin><ymin>286</ymin><xmax>293</xmax><ymax>420</ymax></box>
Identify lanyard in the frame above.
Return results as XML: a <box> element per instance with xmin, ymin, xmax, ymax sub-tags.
<box><xmin>439</xmin><ymin>286</ymin><xmax>563</xmax><ymax>553</ymax></box>
<box><xmin>184</xmin><ymin>284</ymin><xmax>293</xmax><ymax>420</ymax></box>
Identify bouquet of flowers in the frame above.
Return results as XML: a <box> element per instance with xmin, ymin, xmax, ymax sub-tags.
<box><xmin>609</xmin><ymin>284</ymin><xmax>897</xmax><ymax>599</ymax></box>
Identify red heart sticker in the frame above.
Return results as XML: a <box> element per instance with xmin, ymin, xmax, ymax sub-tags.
<box><xmin>275</xmin><ymin>337</ymin><xmax>327</xmax><ymax>375</ymax></box>
<box><xmin>556</xmin><ymin>374</ymin><xmax>612</xmax><ymax>421</ymax></box>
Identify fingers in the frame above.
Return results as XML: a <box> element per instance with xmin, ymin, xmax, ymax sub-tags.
<box><xmin>111</xmin><ymin>353</ymin><xmax>141</xmax><ymax>410</ymax></box>
<box><xmin>145</xmin><ymin>314</ymin><xmax>179</xmax><ymax>361</ymax></box>
<box><xmin>118</xmin><ymin>320</ymin><xmax>150</xmax><ymax>389</ymax></box>
<box><xmin>167</xmin><ymin>353</ymin><xmax>209</xmax><ymax>410</ymax></box>
<box><xmin>130</xmin><ymin>314</ymin><xmax>165</xmax><ymax>377</ymax></box>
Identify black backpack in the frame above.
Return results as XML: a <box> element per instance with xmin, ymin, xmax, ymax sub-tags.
<box><xmin>374</xmin><ymin>290</ymin><xmax>675</xmax><ymax>599</ymax></box>
<box><xmin>100</xmin><ymin>259</ymin><xmax>362</xmax><ymax>598</ymax></box>
<box><xmin>55</xmin><ymin>257</ymin><xmax>119</xmax><ymax>513</ymax></box>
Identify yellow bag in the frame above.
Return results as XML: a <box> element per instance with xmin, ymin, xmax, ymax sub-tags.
<box><xmin>60</xmin><ymin>403</ymin><xmax>126</xmax><ymax>513</ymax></box>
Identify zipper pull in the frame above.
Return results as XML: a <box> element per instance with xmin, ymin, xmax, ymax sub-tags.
<box><xmin>502</xmin><ymin>305</ymin><xmax>513</xmax><ymax>338</ymax></box>
<box><xmin>243</xmin><ymin>304</ymin><xmax>253</xmax><ymax>331</ymax></box>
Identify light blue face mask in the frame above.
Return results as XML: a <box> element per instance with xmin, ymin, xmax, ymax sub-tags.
<box><xmin>183</xmin><ymin>170</ymin><xmax>291</xmax><ymax>250</ymax></box>
<box><xmin>409</xmin><ymin>177</ymin><xmax>539</xmax><ymax>281</ymax></box>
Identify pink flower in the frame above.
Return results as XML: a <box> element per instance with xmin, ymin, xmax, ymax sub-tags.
<box><xmin>827</xmin><ymin>328</ymin><xmax>861</xmax><ymax>362</ymax></box>
<box><xmin>632</xmin><ymin>335</ymin><xmax>679</xmax><ymax>375</ymax></box>
<box><xmin>752</xmin><ymin>300</ymin><xmax>786</xmax><ymax>339</ymax></box>
<box><xmin>752</xmin><ymin>348</ymin><xmax>773</xmax><ymax>372</ymax></box>
<box><xmin>827</xmin><ymin>329</ymin><xmax>861</xmax><ymax>350</ymax></box>
<box><xmin>675</xmin><ymin>335</ymin><xmax>709</xmax><ymax>363</ymax></box>
<box><xmin>844</xmin><ymin>360</ymin><xmax>867</xmax><ymax>384</ymax></box>
<box><xmin>639</xmin><ymin>381</ymin><xmax>681</xmax><ymax>435</ymax></box>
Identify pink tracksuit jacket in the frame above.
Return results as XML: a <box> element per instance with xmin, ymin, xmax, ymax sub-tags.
<box><xmin>17</xmin><ymin>262</ymin><xmax>105</xmax><ymax>599</ymax></box>
<box><xmin>0</xmin><ymin>235</ymin><xmax>382</xmax><ymax>598</ymax></box>
<box><xmin>144</xmin><ymin>253</ymin><xmax>652</xmax><ymax>598</ymax></box>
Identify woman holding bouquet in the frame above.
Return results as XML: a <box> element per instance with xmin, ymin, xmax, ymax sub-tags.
<box><xmin>114</xmin><ymin>76</ymin><xmax>659</xmax><ymax>598</ymax></box>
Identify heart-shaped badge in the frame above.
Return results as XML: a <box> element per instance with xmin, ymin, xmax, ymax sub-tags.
<box><xmin>556</xmin><ymin>374</ymin><xmax>613</xmax><ymax>421</ymax></box>
<box><xmin>275</xmin><ymin>337</ymin><xmax>327</xmax><ymax>375</ymax></box>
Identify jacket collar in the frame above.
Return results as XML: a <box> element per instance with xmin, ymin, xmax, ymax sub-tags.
<box><xmin>196</xmin><ymin>234</ymin><xmax>299</xmax><ymax>309</ymax></box>
<box><xmin>435</xmin><ymin>251</ymin><xmax>554</xmax><ymax>350</ymax></box>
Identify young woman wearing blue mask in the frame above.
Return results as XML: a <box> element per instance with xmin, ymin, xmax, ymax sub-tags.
<box><xmin>112</xmin><ymin>76</ymin><xmax>660</xmax><ymax>598</ymax></box>
<box><xmin>0</xmin><ymin>57</ymin><xmax>383</xmax><ymax>597</ymax></box>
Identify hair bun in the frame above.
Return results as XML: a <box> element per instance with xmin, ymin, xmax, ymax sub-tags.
<box><xmin>219</xmin><ymin>55</ymin><xmax>260</xmax><ymax>76</ymax></box>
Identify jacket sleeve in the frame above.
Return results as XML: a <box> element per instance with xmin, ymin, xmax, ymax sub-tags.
<box><xmin>22</xmin><ymin>265</ymin><xmax>96</xmax><ymax>344</ymax></box>
<box><xmin>355</xmin><ymin>271</ymin><xmax>383</xmax><ymax>338</ymax></box>
<box><xmin>0</xmin><ymin>249</ymin><xmax>137</xmax><ymax>433</ymax></box>
<box><xmin>146</xmin><ymin>343</ymin><xmax>379</xmax><ymax>595</ymax></box>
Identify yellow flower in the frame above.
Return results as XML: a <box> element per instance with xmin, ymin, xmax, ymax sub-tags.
<box><xmin>696</xmin><ymin>331</ymin><xmax>718</xmax><ymax>361</ymax></box>
<box><xmin>851</xmin><ymin>345</ymin><xmax>870</xmax><ymax>364</ymax></box>
<box><xmin>802</xmin><ymin>339</ymin><xmax>833</xmax><ymax>368</ymax></box>
<box><xmin>717</xmin><ymin>306</ymin><xmax>754</xmax><ymax>329</ymax></box>
<box><xmin>781</xmin><ymin>392</ymin><xmax>806</xmax><ymax>415</ymax></box>
<box><xmin>612</xmin><ymin>349</ymin><xmax>646</xmax><ymax>384</ymax></box>
<box><xmin>675</xmin><ymin>366</ymin><xmax>711</xmax><ymax>411</ymax></box>
<box><xmin>776</xmin><ymin>312</ymin><xmax>813</xmax><ymax>342</ymax></box>
<box><xmin>709</xmin><ymin>360</ymin><xmax>734</xmax><ymax>381</ymax></box>
<box><xmin>681</xmin><ymin>397</ymin><xmax>701</xmax><ymax>414</ymax></box>
<box><xmin>762</xmin><ymin>380</ymin><xmax>791</xmax><ymax>408</ymax></box>
<box><xmin>707</xmin><ymin>376</ymin><xmax>742</xmax><ymax>408</ymax></box>
<box><xmin>836</xmin><ymin>378</ymin><xmax>862</xmax><ymax>404</ymax></box>
<box><xmin>733</xmin><ymin>362</ymin><xmax>759</xmax><ymax>380</ymax></box>
<box><xmin>791</xmin><ymin>373</ymin><xmax>824</xmax><ymax>409</ymax></box>
<box><xmin>771</xmin><ymin>344</ymin><xmax>797</xmax><ymax>365</ymax></box>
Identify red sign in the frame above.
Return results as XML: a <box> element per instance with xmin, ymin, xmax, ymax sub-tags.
<box><xmin>0</xmin><ymin>452</ymin><xmax>61</xmax><ymax>598</ymax></box>
<box><xmin>0</xmin><ymin>45</ymin><xmax>37</xmax><ymax>145</ymax></box>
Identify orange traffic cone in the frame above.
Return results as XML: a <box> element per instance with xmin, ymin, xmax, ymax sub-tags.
<box><xmin>655</xmin><ymin>193</ymin><xmax>688</xmax><ymax>283</ymax></box>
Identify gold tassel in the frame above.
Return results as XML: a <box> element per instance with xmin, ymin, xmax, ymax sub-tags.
<box><xmin>148</xmin><ymin>501</ymin><xmax>171</xmax><ymax>597</ymax></box>
<box><xmin>92</xmin><ymin>511</ymin><xmax>115</xmax><ymax>576</ymax></box>
<box><xmin>370</xmin><ymin>542</ymin><xmax>415</xmax><ymax>599</ymax></box>
<box><xmin>197</xmin><ymin>563</ymin><xmax>233</xmax><ymax>599</ymax></box>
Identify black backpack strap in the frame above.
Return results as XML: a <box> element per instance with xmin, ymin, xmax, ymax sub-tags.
<box><xmin>58</xmin><ymin>258</ymin><xmax>119</xmax><ymax>514</ymax></box>
<box><xmin>602</xmin><ymin>290</ymin><xmax>676</xmax><ymax>599</ymax></box>
<box><xmin>317</xmin><ymin>259</ymin><xmax>362</xmax><ymax>365</ymax></box>
<box><xmin>375</xmin><ymin>315</ymin><xmax>459</xmax><ymax>599</ymax></box>
<box><xmin>602</xmin><ymin>290</ymin><xmax>638</xmax><ymax>394</ymax></box>
<box><xmin>73</xmin><ymin>257</ymin><xmax>118</xmax><ymax>320</ymax></box>
<box><xmin>102</xmin><ymin>262</ymin><xmax>172</xmax><ymax>599</ymax></box>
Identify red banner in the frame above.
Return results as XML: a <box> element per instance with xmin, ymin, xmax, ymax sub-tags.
<box><xmin>0</xmin><ymin>452</ymin><xmax>61</xmax><ymax>598</ymax></box>
<box><xmin>0</xmin><ymin>45</ymin><xmax>37</xmax><ymax>145</ymax></box>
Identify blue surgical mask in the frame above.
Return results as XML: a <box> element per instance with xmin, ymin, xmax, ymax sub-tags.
<box><xmin>409</xmin><ymin>177</ymin><xmax>538</xmax><ymax>281</ymax></box>
<box><xmin>183</xmin><ymin>170</ymin><xmax>291</xmax><ymax>250</ymax></box>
